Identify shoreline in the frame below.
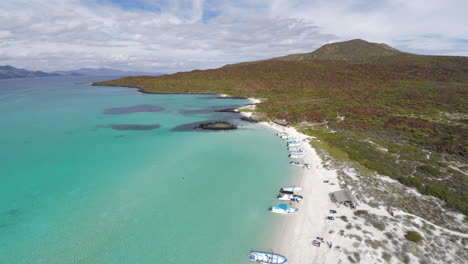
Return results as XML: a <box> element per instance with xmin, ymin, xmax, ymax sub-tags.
<box><xmin>92</xmin><ymin>83</ymin><xmax>248</xmax><ymax>99</ymax></box>
<box><xmin>240</xmin><ymin>97</ymin><xmax>353</xmax><ymax>263</ymax></box>
<box><xmin>259</xmin><ymin>122</ymin><xmax>346</xmax><ymax>263</ymax></box>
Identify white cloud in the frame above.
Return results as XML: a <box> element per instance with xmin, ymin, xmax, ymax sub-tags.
<box><xmin>0</xmin><ymin>0</ymin><xmax>466</xmax><ymax>73</ymax></box>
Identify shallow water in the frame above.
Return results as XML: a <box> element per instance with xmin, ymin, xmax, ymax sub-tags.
<box><xmin>0</xmin><ymin>76</ymin><xmax>294</xmax><ymax>264</ymax></box>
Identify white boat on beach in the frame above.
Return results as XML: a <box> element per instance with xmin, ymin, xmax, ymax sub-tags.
<box><xmin>270</xmin><ymin>203</ymin><xmax>299</xmax><ymax>214</ymax></box>
<box><xmin>282</xmin><ymin>136</ymin><xmax>296</xmax><ymax>140</ymax></box>
<box><xmin>281</xmin><ymin>187</ymin><xmax>303</xmax><ymax>192</ymax></box>
<box><xmin>286</xmin><ymin>140</ymin><xmax>301</xmax><ymax>144</ymax></box>
<box><xmin>289</xmin><ymin>154</ymin><xmax>304</xmax><ymax>159</ymax></box>
<box><xmin>287</xmin><ymin>142</ymin><xmax>301</xmax><ymax>147</ymax></box>
<box><xmin>289</xmin><ymin>161</ymin><xmax>310</xmax><ymax>168</ymax></box>
<box><xmin>278</xmin><ymin>193</ymin><xmax>303</xmax><ymax>201</ymax></box>
<box><xmin>249</xmin><ymin>251</ymin><xmax>287</xmax><ymax>264</ymax></box>
<box><xmin>289</xmin><ymin>149</ymin><xmax>304</xmax><ymax>154</ymax></box>
<box><xmin>276</xmin><ymin>132</ymin><xmax>288</xmax><ymax>137</ymax></box>
<box><xmin>288</xmin><ymin>147</ymin><xmax>303</xmax><ymax>151</ymax></box>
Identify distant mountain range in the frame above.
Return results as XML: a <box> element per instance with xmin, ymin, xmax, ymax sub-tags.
<box><xmin>0</xmin><ymin>65</ymin><xmax>59</xmax><ymax>79</ymax></box>
<box><xmin>0</xmin><ymin>65</ymin><xmax>163</xmax><ymax>79</ymax></box>
<box><xmin>53</xmin><ymin>68</ymin><xmax>164</xmax><ymax>77</ymax></box>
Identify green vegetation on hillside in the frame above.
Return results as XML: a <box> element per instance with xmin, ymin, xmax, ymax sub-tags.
<box><xmin>405</xmin><ymin>231</ymin><xmax>424</xmax><ymax>243</ymax></box>
<box><xmin>95</xmin><ymin>39</ymin><xmax>468</xmax><ymax>214</ymax></box>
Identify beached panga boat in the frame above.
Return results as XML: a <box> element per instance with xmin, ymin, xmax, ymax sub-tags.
<box><xmin>248</xmin><ymin>251</ymin><xmax>288</xmax><ymax>264</ymax></box>
<box><xmin>270</xmin><ymin>203</ymin><xmax>299</xmax><ymax>214</ymax></box>
<box><xmin>289</xmin><ymin>161</ymin><xmax>310</xmax><ymax>168</ymax></box>
<box><xmin>277</xmin><ymin>193</ymin><xmax>304</xmax><ymax>201</ymax></box>
<box><xmin>287</xmin><ymin>147</ymin><xmax>303</xmax><ymax>151</ymax></box>
<box><xmin>289</xmin><ymin>154</ymin><xmax>304</xmax><ymax>159</ymax></box>
<box><xmin>276</xmin><ymin>132</ymin><xmax>288</xmax><ymax>137</ymax></box>
<box><xmin>289</xmin><ymin>149</ymin><xmax>304</xmax><ymax>154</ymax></box>
<box><xmin>287</xmin><ymin>142</ymin><xmax>301</xmax><ymax>147</ymax></box>
<box><xmin>281</xmin><ymin>187</ymin><xmax>303</xmax><ymax>193</ymax></box>
<box><xmin>286</xmin><ymin>140</ymin><xmax>300</xmax><ymax>144</ymax></box>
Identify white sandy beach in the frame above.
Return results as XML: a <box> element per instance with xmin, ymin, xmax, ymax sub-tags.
<box><xmin>262</xmin><ymin>122</ymin><xmax>349</xmax><ymax>264</ymax></box>
<box><xmin>240</xmin><ymin>98</ymin><xmax>350</xmax><ymax>263</ymax></box>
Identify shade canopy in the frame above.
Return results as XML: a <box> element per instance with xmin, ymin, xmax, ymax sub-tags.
<box><xmin>329</xmin><ymin>190</ymin><xmax>358</xmax><ymax>205</ymax></box>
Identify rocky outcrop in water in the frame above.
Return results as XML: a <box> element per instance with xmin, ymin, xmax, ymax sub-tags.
<box><xmin>241</xmin><ymin>116</ymin><xmax>259</xmax><ymax>123</ymax></box>
<box><xmin>197</xmin><ymin>122</ymin><xmax>237</xmax><ymax>130</ymax></box>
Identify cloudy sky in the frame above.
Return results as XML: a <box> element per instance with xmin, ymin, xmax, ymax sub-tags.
<box><xmin>1</xmin><ymin>0</ymin><xmax>467</xmax><ymax>73</ymax></box>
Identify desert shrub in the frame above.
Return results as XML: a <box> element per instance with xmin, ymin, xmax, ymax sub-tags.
<box><xmin>341</xmin><ymin>215</ymin><xmax>348</xmax><ymax>222</ymax></box>
<box><xmin>384</xmin><ymin>232</ymin><xmax>393</xmax><ymax>239</ymax></box>
<box><xmin>354</xmin><ymin>210</ymin><xmax>368</xmax><ymax>216</ymax></box>
<box><xmin>399</xmin><ymin>176</ymin><xmax>422</xmax><ymax>188</ymax></box>
<box><xmin>417</xmin><ymin>165</ymin><xmax>443</xmax><ymax>177</ymax></box>
<box><xmin>353</xmin><ymin>252</ymin><xmax>361</xmax><ymax>262</ymax></box>
<box><xmin>369</xmin><ymin>219</ymin><xmax>386</xmax><ymax>231</ymax></box>
<box><xmin>405</xmin><ymin>231</ymin><xmax>423</xmax><ymax>243</ymax></box>
<box><xmin>403</xmin><ymin>254</ymin><xmax>411</xmax><ymax>264</ymax></box>
<box><xmin>382</xmin><ymin>251</ymin><xmax>392</xmax><ymax>262</ymax></box>
<box><xmin>417</xmin><ymin>183</ymin><xmax>468</xmax><ymax>215</ymax></box>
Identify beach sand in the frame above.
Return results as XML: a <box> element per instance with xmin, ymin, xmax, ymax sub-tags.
<box><xmin>239</xmin><ymin>97</ymin><xmax>355</xmax><ymax>263</ymax></box>
<box><xmin>263</xmin><ymin>122</ymin><xmax>347</xmax><ymax>264</ymax></box>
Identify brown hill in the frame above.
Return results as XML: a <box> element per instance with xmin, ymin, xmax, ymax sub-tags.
<box><xmin>275</xmin><ymin>39</ymin><xmax>402</xmax><ymax>62</ymax></box>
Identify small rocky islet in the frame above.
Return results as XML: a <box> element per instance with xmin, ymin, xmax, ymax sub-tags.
<box><xmin>197</xmin><ymin>121</ymin><xmax>237</xmax><ymax>130</ymax></box>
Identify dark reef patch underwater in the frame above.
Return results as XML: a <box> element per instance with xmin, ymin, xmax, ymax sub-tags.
<box><xmin>108</xmin><ymin>124</ymin><xmax>161</xmax><ymax>131</ymax></box>
<box><xmin>103</xmin><ymin>105</ymin><xmax>165</xmax><ymax>114</ymax></box>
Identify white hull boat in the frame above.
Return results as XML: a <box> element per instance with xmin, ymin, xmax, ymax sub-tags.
<box><xmin>287</xmin><ymin>142</ymin><xmax>301</xmax><ymax>147</ymax></box>
<box><xmin>286</xmin><ymin>140</ymin><xmax>300</xmax><ymax>144</ymax></box>
<box><xmin>276</xmin><ymin>132</ymin><xmax>288</xmax><ymax>137</ymax></box>
<box><xmin>249</xmin><ymin>251</ymin><xmax>287</xmax><ymax>264</ymax></box>
<box><xmin>289</xmin><ymin>161</ymin><xmax>310</xmax><ymax>168</ymax></box>
<box><xmin>288</xmin><ymin>147</ymin><xmax>303</xmax><ymax>151</ymax></box>
<box><xmin>289</xmin><ymin>154</ymin><xmax>304</xmax><ymax>159</ymax></box>
<box><xmin>289</xmin><ymin>149</ymin><xmax>304</xmax><ymax>154</ymax></box>
<box><xmin>281</xmin><ymin>187</ymin><xmax>303</xmax><ymax>192</ymax></box>
<box><xmin>278</xmin><ymin>193</ymin><xmax>303</xmax><ymax>201</ymax></box>
<box><xmin>270</xmin><ymin>203</ymin><xmax>299</xmax><ymax>214</ymax></box>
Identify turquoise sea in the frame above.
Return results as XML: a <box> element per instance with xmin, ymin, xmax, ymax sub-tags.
<box><xmin>0</xmin><ymin>76</ymin><xmax>294</xmax><ymax>263</ymax></box>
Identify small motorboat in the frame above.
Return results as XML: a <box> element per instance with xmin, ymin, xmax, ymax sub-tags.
<box><xmin>277</xmin><ymin>132</ymin><xmax>288</xmax><ymax>137</ymax></box>
<box><xmin>248</xmin><ymin>251</ymin><xmax>287</xmax><ymax>264</ymax></box>
<box><xmin>289</xmin><ymin>154</ymin><xmax>304</xmax><ymax>159</ymax></box>
<box><xmin>277</xmin><ymin>193</ymin><xmax>303</xmax><ymax>201</ymax></box>
<box><xmin>289</xmin><ymin>161</ymin><xmax>310</xmax><ymax>168</ymax></box>
<box><xmin>288</xmin><ymin>147</ymin><xmax>303</xmax><ymax>151</ymax></box>
<box><xmin>280</xmin><ymin>187</ymin><xmax>303</xmax><ymax>193</ymax></box>
<box><xmin>270</xmin><ymin>203</ymin><xmax>299</xmax><ymax>214</ymax></box>
<box><xmin>289</xmin><ymin>149</ymin><xmax>305</xmax><ymax>154</ymax></box>
<box><xmin>286</xmin><ymin>140</ymin><xmax>301</xmax><ymax>144</ymax></box>
<box><xmin>287</xmin><ymin>142</ymin><xmax>301</xmax><ymax>147</ymax></box>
